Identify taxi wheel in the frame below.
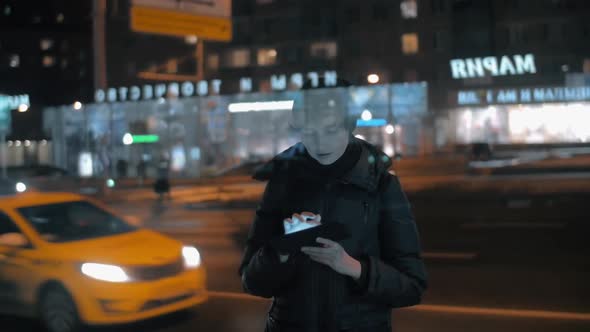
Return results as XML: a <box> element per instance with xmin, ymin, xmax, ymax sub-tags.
<box><xmin>40</xmin><ymin>285</ymin><xmax>83</xmax><ymax>332</ymax></box>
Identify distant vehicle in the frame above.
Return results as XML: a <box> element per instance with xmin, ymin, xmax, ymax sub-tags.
<box><xmin>0</xmin><ymin>191</ymin><xmax>207</xmax><ymax>332</ymax></box>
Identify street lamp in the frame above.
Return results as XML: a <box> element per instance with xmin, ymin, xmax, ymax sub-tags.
<box><xmin>367</xmin><ymin>74</ymin><xmax>380</xmax><ymax>84</ymax></box>
<box><xmin>361</xmin><ymin>109</ymin><xmax>373</xmax><ymax>121</ymax></box>
<box><xmin>73</xmin><ymin>101</ymin><xmax>82</xmax><ymax>110</ymax></box>
<box><xmin>18</xmin><ymin>104</ymin><xmax>28</xmax><ymax>112</ymax></box>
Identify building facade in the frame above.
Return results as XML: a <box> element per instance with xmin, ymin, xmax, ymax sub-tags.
<box><xmin>42</xmin><ymin>0</ymin><xmax>590</xmax><ymax>178</ymax></box>
<box><xmin>0</xmin><ymin>0</ymin><xmax>94</xmax><ymax>140</ymax></box>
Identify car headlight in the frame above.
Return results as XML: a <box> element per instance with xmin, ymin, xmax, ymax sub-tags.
<box><xmin>16</xmin><ymin>182</ymin><xmax>27</xmax><ymax>193</ymax></box>
<box><xmin>182</xmin><ymin>246</ymin><xmax>201</xmax><ymax>268</ymax></box>
<box><xmin>81</xmin><ymin>263</ymin><xmax>130</xmax><ymax>282</ymax></box>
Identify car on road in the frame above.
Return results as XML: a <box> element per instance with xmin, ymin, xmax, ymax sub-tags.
<box><xmin>0</xmin><ymin>191</ymin><xmax>207</xmax><ymax>332</ymax></box>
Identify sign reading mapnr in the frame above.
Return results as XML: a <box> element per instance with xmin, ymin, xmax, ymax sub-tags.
<box><xmin>131</xmin><ymin>0</ymin><xmax>232</xmax><ymax>41</ymax></box>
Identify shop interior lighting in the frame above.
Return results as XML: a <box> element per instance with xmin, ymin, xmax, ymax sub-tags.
<box><xmin>385</xmin><ymin>124</ymin><xmax>395</xmax><ymax>134</ymax></box>
<box><xmin>357</xmin><ymin>118</ymin><xmax>387</xmax><ymax>127</ymax></box>
<box><xmin>361</xmin><ymin>109</ymin><xmax>373</xmax><ymax>121</ymax></box>
<box><xmin>228</xmin><ymin>100</ymin><xmax>294</xmax><ymax>113</ymax></box>
<box><xmin>122</xmin><ymin>133</ymin><xmax>133</xmax><ymax>145</ymax></box>
<box><xmin>367</xmin><ymin>74</ymin><xmax>380</xmax><ymax>84</ymax></box>
<box><xmin>131</xmin><ymin>134</ymin><xmax>160</xmax><ymax>144</ymax></box>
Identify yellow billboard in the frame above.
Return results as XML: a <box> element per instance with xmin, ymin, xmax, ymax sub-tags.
<box><xmin>130</xmin><ymin>0</ymin><xmax>232</xmax><ymax>41</ymax></box>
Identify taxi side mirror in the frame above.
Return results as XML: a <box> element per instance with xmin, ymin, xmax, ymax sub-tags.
<box><xmin>0</xmin><ymin>232</ymin><xmax>30</xmax><ymax>248</ymax></box>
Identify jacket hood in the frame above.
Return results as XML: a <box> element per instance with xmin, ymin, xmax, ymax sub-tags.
<box><xmin>253</xmin><ymin>137</ymin><xmax>392</xmax><ymax>192</ymax></box>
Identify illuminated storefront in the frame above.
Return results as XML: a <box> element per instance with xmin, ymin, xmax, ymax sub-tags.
<box><xmin>44</xmin><ymin>82</ymin><xmax>429</xmax><ymax>179</ymax></box>
<box><xmin>438</xmin><ymin>85</ymin><xmax>590</xmax><ymax>147</ymax></box>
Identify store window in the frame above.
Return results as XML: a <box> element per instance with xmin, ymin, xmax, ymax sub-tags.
<box><xmin>225</xmin><ymin>49</ymin><xmax>250</xmax><ymax>68</ymax></box>
<box><xmin>401</xmin><ymin>0</ymin><xmax>418</xmax><ymax>18</ymax></box>
<box><xmin>310</xmin><ymin>42</ymin><xmax>337</xmax><ymax>59</ymax></box>
<box><xmin>207</xmin><ymin>54</ymin><xmax>220</xmax><ymax>70</ymax></box>
<box><xmin>40</xmin><ymin>39</ymin><xmax>54</xmax><ymax>51</ymax></box>
<box><xmin>402</xmin><ymin>33</ymin><xmax>419</xmax><ymax>54</ymax></box>
<box><xmin>257</xmin><ymin>48</ymin><xmax>277</xmax><ymax>66</ymax></box>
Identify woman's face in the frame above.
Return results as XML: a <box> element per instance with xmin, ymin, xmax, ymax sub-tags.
<box><xmin>300</xmin><ymin>113</ymin><xmax>350</xmax><ymax>165</ymax></box>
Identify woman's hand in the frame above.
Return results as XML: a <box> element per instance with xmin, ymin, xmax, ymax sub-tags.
<box><xmin>278</xmin><ymin>212</ymin><xmax>322</xmax><ymax>263</ymax></box>
<box><xmin>301</xmin><ymin>237</ymin><xmax>362</xmax><ymax>279</ymax></box>
<box><xmin>284</xmin><ymin>212</ymin><xmax>322</xmax><ymax>234</ymax></box>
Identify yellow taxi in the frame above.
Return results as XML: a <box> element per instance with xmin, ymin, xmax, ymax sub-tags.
<box><xmin>0</xmin><ymin>191</ymin><xmax>207</xmax><ymax>332</ymax></box>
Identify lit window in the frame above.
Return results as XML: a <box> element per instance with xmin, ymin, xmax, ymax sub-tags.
<box><xmin>257</xmin><ymin>48</ymin><xmax>277</xmax><ymax>66</ymax></box>
<box><xmin>40</xmin><ymin>39</ymin><xmax>54</xmax><ymax>51</ymax></box>
<box><xmin>61</xmin><ymin>58</ymin><xmax>68</xmax><ymax>69</ymax></box>
<box><xmin>402</xmin><ymin>33</ymin><xmax>419</xmax><ymax>54</ymax></box>
<box><xmin>310</xmin><ymin>42</ymin><xmax>338</xmax><ymax>59</ymax></box>
<box><xmin>3</xmin><ymin>5</ymin><xmax>11</xmax><ymax>16</ymax></box>
<box><xmin>56</xmin><ymin>13</ymin><xmax>64</xmax><ymax>23</ymax></box>
<box><xmin>185</xmin><ymin>35</ymin><xmax>197</xmax><ymax>44</ymax></box>
<box><xmin>226</xmin><ymin>49</ymin><xmax>250</xmax><ymax>68</ymax></box>
<box><xmin>401</xmin><ymin>0</ymin><xmax>418</xmax><ymax>18</ymax></box>
<box><xmin>166</xmin><ymin>59</ymin><xmax>178</xmax><ymax>73</ymax></box>
<box><xmin>9</xmin><ymin>55</ymin><xmax>20</xmax><ymax>68</ymax></box>
<box><xmin>207</xmin><ymin>54</ymin><xmax>220</xmax><ymax>70</ymax></box>
<box><xmin>43</xmin><ymin>55</ymin><xmax>56</xmax><ymax>67</ymax></box>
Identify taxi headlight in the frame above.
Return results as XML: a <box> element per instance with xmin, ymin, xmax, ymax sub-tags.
<box><xmin>182</xmin><ymin>246</ymin><xmax>201</xmax><ymax>268</ymax></box>
<box><xmin>16</xmin><ymin>182</ymin><xmax>27</xmax><ymax>193</ymax></box>
<box><xmin>81</xmin><ymin>263</ymin><xmax>130</xmax><ymax>282</ymax></box>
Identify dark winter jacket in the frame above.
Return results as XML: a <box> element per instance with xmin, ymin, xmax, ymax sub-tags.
<box><xmin>238</xmin><ymin>137</ymin><xmax>428</xmax><ymax>332</ymax></box>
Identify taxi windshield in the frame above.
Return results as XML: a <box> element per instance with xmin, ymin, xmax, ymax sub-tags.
<box><xmin>18</xmin><ymin>201</ymin><xmax>136</xmax><ymax>243</ymax></box>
